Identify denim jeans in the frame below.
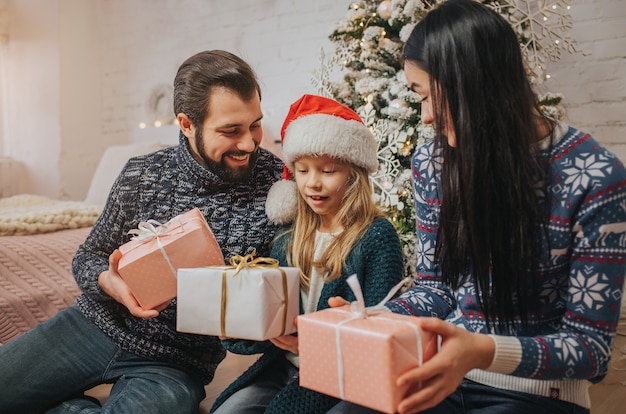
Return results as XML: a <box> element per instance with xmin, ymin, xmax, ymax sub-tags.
<box><xmin>326</xmin><ymin>379</ymin><xmax>590</xmax><ymax>414</ymax></box>
<box><xmin>212</xmin><ymin>356</ymin><xmax>299</xmax><ymax>414</ymax></box>
<box><xmin>0</xmin><ymin>305</ymin><xmax>205</xmax><ymax>414</ymax></box>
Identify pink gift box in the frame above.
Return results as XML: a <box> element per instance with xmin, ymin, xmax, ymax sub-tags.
<box><xmin>118</xmin><ymin>208</ymin><xmax>224</xmax><ymax>310</ymax></box>
<box><xmin>298</xmin><ymin>306</ymin><xmax>437</xmax><ymax>413</ymax></box>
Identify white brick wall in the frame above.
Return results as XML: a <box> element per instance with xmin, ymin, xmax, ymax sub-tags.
<box><xmin>96</xmin><ymin>0</ymin><xmax>348</xmax><ymax>150</ymax></box>
<box><xmin>95</xmin><ymin>0</ymin><xmax>625</xmax><ymax>158</ymax></box>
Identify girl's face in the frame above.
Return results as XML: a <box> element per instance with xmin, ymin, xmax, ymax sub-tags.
<box><xmin>293</xmin><ymin>154</ymin><xmax>351</xmax><ymax>232</ymax></box>
<box><xmin>404</xmin><ymin>62</ymin><xmax>456</xmax><ymax>147</ymax></box>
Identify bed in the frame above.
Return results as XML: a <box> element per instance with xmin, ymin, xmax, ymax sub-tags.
<box><xmin>0</xmin><ymin>198</ymin><xmax>100</xmax><ymax>343</ymax></box>
<box><xmin>0</xmin><ymin>141</ymin><xmax>165</xmax><ymax>344</ymax></box>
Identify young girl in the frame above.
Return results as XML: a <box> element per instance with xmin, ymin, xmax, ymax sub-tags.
<box><xmin>209</xmin><ymin>94</ymin><xmax>405</xmax><ymax>414</ymax></box>
<box><xmin>328</xmin><ymin>1</ymin><xmax>626</xmax><ymax>414</ymax></box>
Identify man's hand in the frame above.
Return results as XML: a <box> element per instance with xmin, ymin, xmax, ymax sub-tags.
<box><xmin>98</xmin><ymin>249</ymin><xmax>161</xmax><ymax>318</ymax></box>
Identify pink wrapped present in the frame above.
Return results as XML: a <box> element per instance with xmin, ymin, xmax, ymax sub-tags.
<box><xmin>177</xmin><ymin>252</ymin><xmax>300</xmax><ymax>340</ymax></box>
<box><xmin>298</xmin><ymin>276</ymin><xmax>437</xmax><ymax>413</ymax></box>
<box><xmin>118</xmin><ymin>208</ymin><xmax>224</xmax><ymax>309</ymax></box>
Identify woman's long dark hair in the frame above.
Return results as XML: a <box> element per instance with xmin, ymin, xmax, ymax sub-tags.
<box><xmin>404</xmin><ymin>0</ymin><xmax>553</xmax><ymax>329</ymax></box>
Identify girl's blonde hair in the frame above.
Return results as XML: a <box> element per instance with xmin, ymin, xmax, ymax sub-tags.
<box><xmin>285</xmin><ymin>162</ymin><xmax>384</xmax><ymax>288</ymax></box>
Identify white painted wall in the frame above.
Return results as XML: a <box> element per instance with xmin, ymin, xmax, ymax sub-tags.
<box><xmin>57</xmin><ymin>0</ymin><xmax>101</xmax><ymax>200</ymax></box>
<box><xmin>1</xmin><ymin>0</ymin><xmax>625</xmax><ymax>200</ymax></box>
<box><xmin>3</xmin><ymin>0</ymin><xmax>62</xmax><ymax>196</ymax></box>
<box><xmin>1</xmin><ymin>0</ymin><xmax>99</xmax><ymax>199</ymax></box>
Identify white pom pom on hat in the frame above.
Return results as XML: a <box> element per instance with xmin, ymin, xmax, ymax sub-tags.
<box><xmin>265</xmin><ymin>94</ymin><xmax>378</xmax><ymax>224</ymax></box>
<box><xmin>265</xmin><ymin>179</ymin><xmax>298</xmax><ymax>225</ymax></box>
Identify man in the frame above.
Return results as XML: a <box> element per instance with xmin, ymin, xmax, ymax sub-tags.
<box><xmin>0</xmin><ymin>50</ymin><xmax>283</xmax><ymax>414</ymax></box>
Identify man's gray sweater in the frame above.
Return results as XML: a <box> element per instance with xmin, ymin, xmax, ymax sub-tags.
<box><xmin>72</xmin><ymin>135</ymin><xmax>283</xmax><ymax>383</ymax></box>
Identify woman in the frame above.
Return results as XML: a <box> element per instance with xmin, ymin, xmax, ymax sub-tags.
<box><xmin>329</xmin><ymin>1</ymin><xmax>626</xmax><ymax>413</ymax></box>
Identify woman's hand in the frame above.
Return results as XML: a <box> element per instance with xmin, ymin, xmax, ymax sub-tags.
<box><xmin>395</xmin><ymin>317</ymin><xmax>495</xmax><ymax>414</ymax></box>
<box><xmin>98</xmin><ymin>249</ymin><xmax>161</xmax><ymax>319</ymax></box>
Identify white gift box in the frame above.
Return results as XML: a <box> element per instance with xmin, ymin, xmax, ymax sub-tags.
<box><xmin>176</xmin><ymin>261</ymin><xmax>300</xmax><ymax>341</ymax></box>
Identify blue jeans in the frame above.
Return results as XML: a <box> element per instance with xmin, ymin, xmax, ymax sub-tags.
<box><xmin>212</xmin><ymin>356</ymin><xmax>298</xmax><ymax>414</ymax></box>
<box><xmin>0</xmin><ymin>305</ymin><xmax>205</xmax><ymax>414</ymax></box>
<box><xmin>326</xmin><ymin>379</ymin><xmax>590</xmax><ymax>414</ymax></box>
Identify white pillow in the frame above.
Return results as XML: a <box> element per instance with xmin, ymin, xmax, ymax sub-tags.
<box><xmin>84</xmin><ymin>142</ymin><xmax>166</xmax><ymax>205</ymax></box>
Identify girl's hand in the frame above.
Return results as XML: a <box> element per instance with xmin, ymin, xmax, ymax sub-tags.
<box><xmin>328</xmin><ymin>296</ymin><xmax>349</xmax><ymax>308</ymax></box>
<box><xmin>395</xmin><ymin>317</ymin><xmax>495</xmax><ymax>414</ymax></box>
<box><xmin>270</xmin><ymin>334</ymin><xmax>299</xmax><ymax>354</ymax></box>
<box><xmin>98</xmin><ymin>249</ymin><xmax>160</xmax><ymax>319</ymax></box>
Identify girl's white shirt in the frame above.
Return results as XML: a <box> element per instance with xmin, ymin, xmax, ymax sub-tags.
<box><xmin>301</xmin><ymin>230</ymin><xmax>336</xmax><ymax>314</ymax></box>
<box><xmin>286</xmin><ymin>230</ymin><xmax>338</xmax><ymax>368</ymax></box>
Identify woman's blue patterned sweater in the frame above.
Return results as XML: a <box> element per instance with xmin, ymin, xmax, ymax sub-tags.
<box><xmin>386</xmin><ymin>125</ymin><xmax>626</xmax><ymax>408</ymax></box>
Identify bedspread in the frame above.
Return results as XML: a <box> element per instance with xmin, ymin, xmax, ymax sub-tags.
<box><xmin>0</xmin><ymin>227</ymin><xmax>91</xmax><ymax>343</ymax></box>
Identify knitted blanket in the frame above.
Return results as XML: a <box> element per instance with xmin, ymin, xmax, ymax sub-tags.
<box><xmin>0</xmin><ymin>194</ymin><xmax>102</xmax><ymax>236</ymax></box>
<box><xmin>0</xmin><ymin>227</ymin><xmax>90</xmax><ymax>344</ymax></box>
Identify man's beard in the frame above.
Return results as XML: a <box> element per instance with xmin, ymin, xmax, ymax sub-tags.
<box><xmin>194</xmin><ymin>129</ymin><xmax>258</xmax><ymax>183</ymax></box>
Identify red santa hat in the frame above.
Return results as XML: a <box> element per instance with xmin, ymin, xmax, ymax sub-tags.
<box><xmin>265</xmin><ymin>94</ymin><xmax>378</xmax><ymax>224</ymax></box>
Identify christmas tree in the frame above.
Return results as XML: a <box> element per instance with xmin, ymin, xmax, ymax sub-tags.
<box><xmin>313</xmin><ymin>0</ymin><xmax>583</xmax><ymax>278</ymax></box>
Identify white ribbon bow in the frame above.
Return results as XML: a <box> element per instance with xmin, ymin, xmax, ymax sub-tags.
<box><xmin>128</xmin><ymin>219</ymin><xmax>176</xmax><ymax>241</ymax></box>
<box><xmin>126</xmin><ymin>217</ymin><xmax>186</xmax><ymax>278</ymax></box>
<box><xmin>347</xmin><ymin>274</ymin><xmax>411</xmax><ymax>317</ymax></box>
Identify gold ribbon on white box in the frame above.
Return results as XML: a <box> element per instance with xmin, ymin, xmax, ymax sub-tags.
<box><xmin>220</xmin><ymin>250</ymin><xmax>289</xmax><ymax>338</ymax></box>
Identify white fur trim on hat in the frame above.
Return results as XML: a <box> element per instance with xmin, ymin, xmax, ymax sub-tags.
<box><xmin>281</xmin><ymin>113</ymin><xmax>379</xmax><ymax>174</ymax></box>
<box><xmin>265</xmin><ymin>179</ymin><xmax>298</xmax><ymax>225</ymax></box>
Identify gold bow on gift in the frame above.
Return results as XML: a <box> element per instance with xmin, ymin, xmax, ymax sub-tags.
<box><xmin>228</xmin><ymin>249</ymin><xmax>279</xmax><ymax>276</ymax></box>
<box><xmin>220</xmin><ymin>250</ymin><xmax>289</xmax><ymax>338</ymax></box>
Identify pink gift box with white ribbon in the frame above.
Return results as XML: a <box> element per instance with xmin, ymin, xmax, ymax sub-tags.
<box><xmin>118</xmin><ymin>208</ymin><xmax>224</xmax><ymax>310</ymax></box>
<box><xmin>298</xmin><ymin>276</ymin><xmax>438</xmax><ymax>413</ymax></box>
